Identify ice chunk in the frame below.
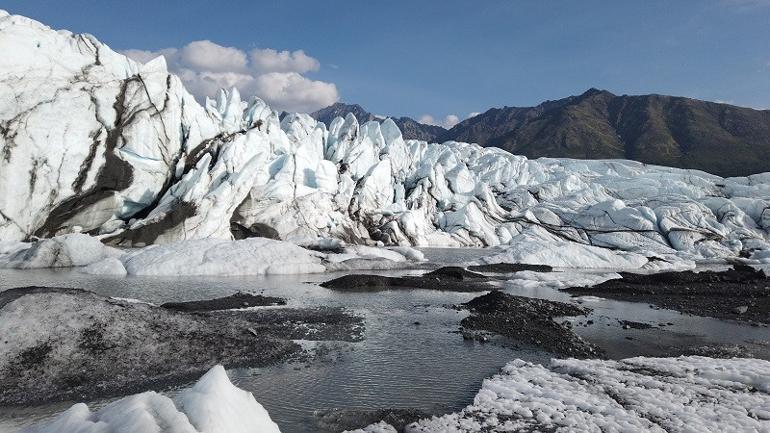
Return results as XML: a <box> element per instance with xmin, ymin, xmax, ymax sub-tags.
<box><xmin>388</xmin><ymin>246</ymin><xmax>426</xmax><ymax>262</ymax></box>
<box><xmin>122</xmin><ymin>238</ymin><xmax>325</xmax><ymax>276</ymax></box>
<box><xmin>507</xmin><ymin>270</ymin><xmax>621</xmax><ymax>290</ymax></box>
<box><xmin>0</xmin><ymin>234</ymin><xmax>112</xmax><ymax>269</ymax></box>
<box><xmin>22</xmin><ymin>365</ymin><xmax>281</xmax><ymax>433</ymax></box>
<box><xmin>177</xmin><ymin>365</ymin><xmax>281</xmax><ymax>433</ymax></box>
<box><xmin>79</xmin><ymin>257</ymin><xmax>128</xmax><ymax>276</ymax></box>
<box><xmin>344</xmin><ymin>421</ymin><xmax>398</xmax><ymax>433</ymax></box>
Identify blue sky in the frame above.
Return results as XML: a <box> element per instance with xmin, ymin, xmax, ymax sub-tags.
<box><xmin>2</xmin><ymin>0</ymin><xmax>769</xmax><ymax>125</ymax></box>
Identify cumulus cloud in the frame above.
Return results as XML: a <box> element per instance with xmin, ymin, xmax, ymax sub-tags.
<box><xmin>122</xmin><ymin>41</ymin><xmax>338</xmax><ymax>113</ymax></box>
<box><xmin>418</xmin><ymin>114</ymin><xmax>461</xmax><ymax>128</ymax></box>
<box><xmin>180</xmin><ymin>40</ymin><xmax>248</xmax><ymax>73</ymax></box>
<box><xmin>252</xmin><ymin>72</ymin><xmax>338</xmax><ymax>114</ymax></box>
<box><xmin>418</xmin><ymin>114</ymin><xmax>438</xmax><ymax>126</ymax></box>
<box><xmin>249</xmin><ymin>48</ymin><xmax>319</xmax><ymax>74</ymax></box>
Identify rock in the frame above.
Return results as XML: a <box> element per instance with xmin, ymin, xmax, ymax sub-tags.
<box><xmin>733</xmin><ymin>305</ymin><xmax>749</xmax><ymax>314</ymax></box>
<box><xmin>422</xmin><ymin>266</ymin><xmax>488</xmax><ymax>281</ymax></box>
<box><xmin>459</xmin><ymin>291</ymin><xmax>601</xmax><ymax>358</ymax></box>
<box><xmin>315</xmin><ymin>408</ymin><xmax>432</xmax><ymax>433</ymax></box>
<box><xmin>161</xmin><ymin>292</ymin><xmax>286</xmax><ymax>312</ymax></box>
<box><xmin>320</xmin><ymin>272</ymin><xmax>494</xmax><ymax>292</ymax></box>
<box><xmin>468</xmin><ymin>263</ymin><xmax>553</xmax><ymax>273</ymax></box>
<box><xmin>619</xmin><ymin>320</ymin><xmax>653</xmax><ymax>329</ymax></box>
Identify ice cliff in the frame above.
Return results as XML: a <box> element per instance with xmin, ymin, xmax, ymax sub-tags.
<box><xmin>2</xmin><ymin>10</ymin><xmax>770</xmax><ymax>266</ymax></box>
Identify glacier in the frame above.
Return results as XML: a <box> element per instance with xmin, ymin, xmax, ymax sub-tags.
<box><xmin>1</xmin><ymin>9</ymin><xmax>769</xmax><ymax>270</ymax></box>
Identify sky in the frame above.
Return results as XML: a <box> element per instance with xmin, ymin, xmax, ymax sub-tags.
<box><xmin>2</xmin><ymin>0</ymin><xmax>769</xmax><ymax>127</ymax></box>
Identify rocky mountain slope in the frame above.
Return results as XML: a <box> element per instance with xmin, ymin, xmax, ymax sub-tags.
<box><xmin>437</xmin><ymin>89</ymin><xmax>770</xmax><ymax>177</ymax></box>
<box><xmin>311</xmin><ymin>102</ymin><xmax>446</xmax><ymax>141</ymax></box>
<box><xmin>1</xmin><ymin>10</ymin><xmax>769</xmax><ymax>268</ymax></box>
<box><xmin>314</xmin><ymin>90</ymin><xmax>770</xmax><ymax>177</ymax></box>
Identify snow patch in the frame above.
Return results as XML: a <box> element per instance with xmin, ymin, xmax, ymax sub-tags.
<box><xmin>408</xmin><ymin>356</ymin><xmax>770</xmax><ymax>433</ymax></box>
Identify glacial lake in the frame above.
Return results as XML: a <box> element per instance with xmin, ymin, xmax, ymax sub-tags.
<box><xmin>1</xmin><ymin>248</ymin><xmax>768</xmax><ymax>433</ymax></box>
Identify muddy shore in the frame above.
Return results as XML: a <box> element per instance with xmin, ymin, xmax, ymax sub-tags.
<box><xmin>459</xmin><ymin>290</ymin><xmax>602</xmax><ymax>358</ymax></box>
<box><xmin>160</xmin><ymin>292</ymin><xmax>286</xmax><ymax>311</ymax></box>
<box><xmin>320</xmin><ymin>266</ymin><xmax>498</xmax><ymax>292</ymax></box>
<box><xmin>565</xmin><ymin>265</ymin><xmax>770</xmax><ymax>325</ymax></box>
<box><xmin>0</xmin><ymin>287</ymin><xmax>363</xmax><ymax>405</ymax></box>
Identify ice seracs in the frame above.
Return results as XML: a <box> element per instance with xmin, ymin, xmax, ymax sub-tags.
<box><xmin>1</xmin><ymin>9</ymin><xmax>770</xmax><ymax>268</ymax></box>
<box><xmin>22</xmin><ymin>365</ymin><xmax>282</xmax><ymax>433</ymax></box>
<box><xmin>0</xmin><ymin>11</ymin><xmax>220</xmax><ymax>242</ymax></box>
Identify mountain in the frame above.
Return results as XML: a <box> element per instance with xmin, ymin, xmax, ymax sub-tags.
<box><xmin>437</xmin><ymin>89</ymin><xmax>770</xmax><ymax>177</ymax></box>
<box><xmin>311</xmin><ymin>102</ymin><xmax>446</xmax><ymax>141</ymax></box>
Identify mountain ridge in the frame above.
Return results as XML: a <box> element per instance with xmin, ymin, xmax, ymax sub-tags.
<box><xmin>315</xmin><ymin>91</ymin><xmax>770</xmax><ymax>177</ymax></box>
<box><xmin>311</xmin><ymin>102</ymin><xmax>447</xmax><ymax>142</ymax></box>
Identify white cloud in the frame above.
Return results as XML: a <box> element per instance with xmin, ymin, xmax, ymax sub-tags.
<box><xmin>249</xmin><ymin>48</ymin><xmax>319</xmax><ymax>74</ymax></box>
<box><xmin>444</xmin><ymin>114</ymin><xmax>460</xmax><ymax>128</ymax></box>
<box><xmin>122</xmin><ymin>40</ymin><xmax>338</xmax><ymax>113</ymax></box>
<box><xmin>419</xmin><ymin>114</ymin><xmax>461</xmax><ymax>128</ymax></box>
<box><xmin>467</xmin><ymin>112</ymin><xmax>481</xmax><ymax>119</ymax></box>
<box><xmin>418</xmin><ymin>114</ymin><xmax>436</xmax><ymax>125</ymax></box>
<box><xmin>252</xmin><ymin>72</ymin><xmax>338</xmax><ymax>114</ymax></box>
<box><xmin>180</xmin><ymin>40</ymin><xmax>248</xmax><ymax>73</ymax></box>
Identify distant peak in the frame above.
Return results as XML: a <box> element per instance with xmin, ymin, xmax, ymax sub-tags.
<box><xmin>580</xmin><ymin>88</ymin><xmax>613</xmax><ymax>98</ymax></box>
<box><xmin>331</xmin><ymin>102</ymin><xmax>362</xmax><ymax>109</ymax></box>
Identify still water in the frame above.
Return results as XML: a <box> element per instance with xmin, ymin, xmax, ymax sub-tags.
<box><xmin>0</xmin><ymin>249</ymin><xmax>767</xmax><ymax>432</ymax></box>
